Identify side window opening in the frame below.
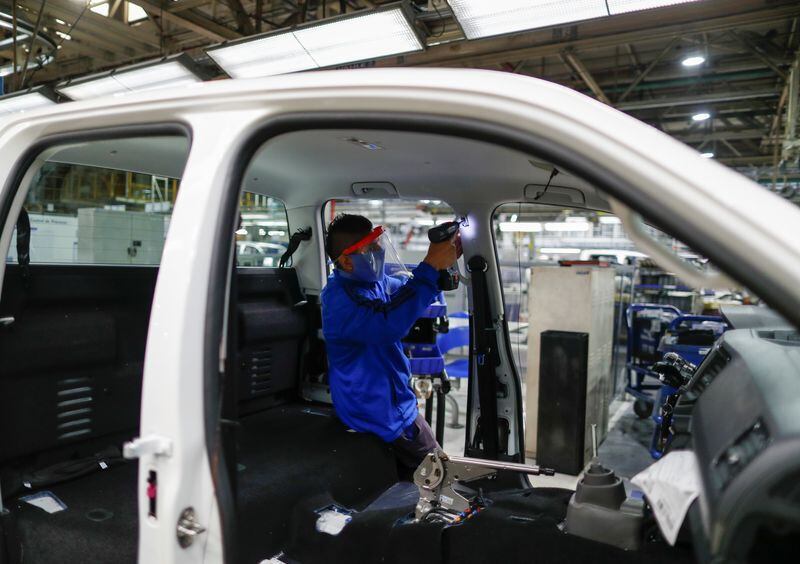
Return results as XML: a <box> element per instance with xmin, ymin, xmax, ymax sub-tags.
<box><xmin>6</xmin><ymin>158</ymin><xmax>181</xmax><ymax>266</ymax></box>
<box><xmin>236</xmin><ymin>192</ymin><xmax>289</xmax><ymax>268</ymax></box>
<box><xmin>0</xmin><ymin>134</ymin><xmax>189</xmax><ymax>564</ymax></box>
<box><xmin>492</xmin><ymin>203</ymin><xmax>756</xmax><ymax>477</ymax></box>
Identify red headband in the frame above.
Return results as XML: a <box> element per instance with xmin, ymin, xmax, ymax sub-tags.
<box><xmin>339</xmin><ymin>225</ymin><xmax>385</xmax><ymax>258</ymax></box>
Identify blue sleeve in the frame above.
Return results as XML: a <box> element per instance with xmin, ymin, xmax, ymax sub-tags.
<box><xmin>328</xmin><ymin>262</ymin><xmax>440</xmax><ymax>345</ymax></box>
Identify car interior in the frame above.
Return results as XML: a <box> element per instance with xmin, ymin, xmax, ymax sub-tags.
<box><xmin>0</xmin><ymin>128</ymin><xmax>797</xmax><ymax>564</ymax></box>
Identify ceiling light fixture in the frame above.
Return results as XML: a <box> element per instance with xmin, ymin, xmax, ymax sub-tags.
<box><xmin>700</xmin><ymin>152</ymin><xmax>714</xmax><ymax>158</ymax></box>
<box><xmin>681</xmin><ymin>55</ymin><xmax>706</xmax><ymax>67</ymax></box>
<box><xmin>56</xmin><ymin>54</ymin><xmax>205</xmax><ymax>101</ymax></box>
<box><xmin>692</xmin><ymin>112</ymin><xmax>711</xmax><ymax>122</ymax></box>
<box><xmin>606</xmin><ymin>0</ymin><xmax>700</xmax><ymax>15</ymax></box>
<box><xmin>207</xmin><ymin>2</ymin><xmax>423</xmax><ymax>79</ymax></box>
<box><xmin>447</xmin><ymin>0</ymin><xmax>608</xmax><ymax>40</ymax></box>
<box><xmin>0</xmin><ymin>86</ymin><xmax>57</xmax><ymax>116</ymax></box>
<box><xmin>447</xmin><ymin>1</ymin><xmax>703</xmax><ymax>40</ymax></box>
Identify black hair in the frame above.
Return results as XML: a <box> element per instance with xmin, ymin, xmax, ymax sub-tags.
<box><xmin>325</xmin><ymin>214</ymin><xmax>373</xmax><ymax>262</ymax></box>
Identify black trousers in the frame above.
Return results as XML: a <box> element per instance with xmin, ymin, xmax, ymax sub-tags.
<box><xmin>392</xmin><ymin>413</ymin><xmax>440</xmax><ymax>469</ymax></box>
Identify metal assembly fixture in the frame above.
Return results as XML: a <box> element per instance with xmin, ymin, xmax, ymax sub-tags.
<box><xmin>176</xmin><ymin>507</ymin><xmax>206</xmax><ymax>548</ymax></box>
<box><xmin>413</xmin><ymin>449</ymin><xmax>555</xmax><ymax>522</ymax></box>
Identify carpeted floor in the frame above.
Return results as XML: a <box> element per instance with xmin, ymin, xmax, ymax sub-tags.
<box><xmin>7</xmin><ymin>402</ymin><xmax>697</xmax><ymax>564</ymax></box>
<box><xmin>10</xmin><ymin>460</ymin><xmax>138</xmax><ymax>563</ymax></box>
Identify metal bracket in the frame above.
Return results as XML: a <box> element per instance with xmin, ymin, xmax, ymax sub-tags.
<box><xmin>176</xmin><ymin>507</ymin><xmax>206</xmax><ymax>548</ymax></box>
<box><xmin>413</xmin><ymin>450</ymin><xmax>555</xmax><ymax>521</ymax></box>
<box><xmin>123</xmin><ymin>435</ymin><xmax>173</xmax><ymax>459</ymax></box>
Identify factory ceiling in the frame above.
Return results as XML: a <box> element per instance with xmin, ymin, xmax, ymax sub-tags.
<box><xmin>1</xmin><ymin>0</ymin><xmax>798</xmax><ymax>182</ymax></box>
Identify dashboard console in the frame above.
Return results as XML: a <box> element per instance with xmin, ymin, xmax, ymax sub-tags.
<box><xmin>688</xmin><ymin>328</ymin><xmax>800</xmax><ymax>562</ymax></box>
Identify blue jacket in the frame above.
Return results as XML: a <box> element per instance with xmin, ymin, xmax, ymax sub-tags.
<box><xmin>321</xmin><ymin>262</ymin><xmax>440</xmax><ymax>442</ymax></box>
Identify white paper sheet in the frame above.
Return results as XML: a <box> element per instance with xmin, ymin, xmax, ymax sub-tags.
<box><xmin>315</xmin><ymin>509</ymin><xmax>352</xmax><ymax>536</ymax></box>
<box><xmin>20</xmin><ymin>491</ymin><xmax>67</xmax><ymax>514</ymax></box>
<box><xmin>631</xmin><ymin>450</ymin><xmax>701</xmax><ymax>545</ymax></box>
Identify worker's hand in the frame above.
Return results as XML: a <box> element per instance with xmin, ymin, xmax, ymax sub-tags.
<box><xmin>424</xmin><ymin>236</ymin><xmax>458</xmax><ymax>270</ymax></box>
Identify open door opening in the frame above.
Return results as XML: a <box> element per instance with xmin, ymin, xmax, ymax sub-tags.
<box><xmin>0</xmin><ymin>132</ymin><xmax>190</xmax><ymax>564</ymax></box>
<box><xmin>208</xmin><ymin>121</ymin><xmax>713</xmax><ymax>564</ymax></box>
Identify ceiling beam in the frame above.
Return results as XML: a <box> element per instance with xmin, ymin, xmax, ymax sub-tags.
<box><xmin>677</xmin><ymin>128</ymin><xmax>774</xmax><ymax>143</ymax></box>
<box><xmin>169</xmin><ymin>0</ymin><xmax>214</xmax><ymax>12</ymax></box>
<box><xmin>42</xmin><ymin>19</ymin><xmax>140</xmax><ymax>58</ymax></box>
<box><xmin>14</xmin><ymin>0</ymin><xmax>154</xmax><ymax>55</ymax></box>
<box><xmin>222</xmin><ymin>0</ymin><xmax>254</xmax><ymax>35</ymax></box>
<box><xmin>561</xmin><ymin>49</ymin><xmax>611</xmax><ymax>105</ymax></box>
<box><xmin>718</xmin><ymin>155</ymin><xmax>776</xmax><ymax>165</ymax></box>
<box><xmin>380</xmin><ymin>1</ymin><xmax>800</xmax><ymax>70</ymax></box>
<box><xmin>616</xmin><ymin>37</ymin><xmax>680</xmax><ymax>103</ymax></box>
<box><xmin>43</xmin><ymin>0</ymin><xmax>162</xmax><ymax>50</ymax></box>
<box><xmin>729</xmin><ymin>29</ymin><xmax>789</xmax><ymax>80</ymax></box>
<box><xmin>721</xmin><ymin>138</ymin><xmax>744</xmax><ymax>157</ymax></box>
<box><xmin>617</xmin><ymin>89</ymin><xmax>778</xmax><ymax>110</ymax></box>
<box><xmin>135</xmin><ymin>0</ymin><xmax>241</xmax><ymax>42</ymax></box>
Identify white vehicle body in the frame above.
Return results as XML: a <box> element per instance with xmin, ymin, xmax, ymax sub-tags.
<box><xmin>1</xmin><ymin>69</ymin><xmax>799</xmax><ymax>563</ymax></box>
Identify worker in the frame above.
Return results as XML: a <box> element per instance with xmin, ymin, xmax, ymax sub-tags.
<box><xmin>321</xmin><ymin>214</ymin><xmax>460</xmax><ymax>469</ymax></box>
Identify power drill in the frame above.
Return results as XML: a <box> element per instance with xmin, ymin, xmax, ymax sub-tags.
<box><xmin>428</xmin><ymin>219</ymin><xmax>462</xmax><ymax>291</ymax></box>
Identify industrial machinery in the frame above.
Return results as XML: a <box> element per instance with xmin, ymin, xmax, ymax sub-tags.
<box><xmin>413</xmin><ymin>450</ymin><xmax>554</xmax><ymax>523</ymax></box>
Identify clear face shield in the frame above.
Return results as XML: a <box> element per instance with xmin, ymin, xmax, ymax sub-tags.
<box><xmin>339</xmin><ymin>226</ymin><xmax>412</xmax><ymax>284</ymax></box>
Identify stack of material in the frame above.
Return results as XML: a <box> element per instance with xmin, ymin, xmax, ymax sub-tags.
<box><xmin>525</xmin><ymin>266</ymin><xmax>615</xmax><ymax>469</ymax></box>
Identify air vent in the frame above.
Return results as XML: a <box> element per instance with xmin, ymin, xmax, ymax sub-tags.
<box><xmin>713</xmin><ymin>418</ymin><xmax>770</xmax><ymax>492</ymax></box>
<box><xmin>56</xmin><ymin>376</ymin><xmax>93</xmax><ymax>440</ymax></box>
<box><xmin>245</xmin><ymin>346</ymin><xmax>273</xmax><ymax>397</ymax></box>
<box><xmin>691</xmin><ymin>345</ymin><xmax>730</xmax><ymax>394</ymax></box>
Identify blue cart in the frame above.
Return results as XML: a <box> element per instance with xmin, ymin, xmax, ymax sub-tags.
<box><xmin>404</xmin><ymin>290</ymin><xmax>452</xmax><ymax>444</ymax></box>
<box><xmin>625</xmin><ymin>303</ymin><xmax>681</xmax><ymax>418</ymax></box>
<box><xmin>648</xmin><ymin>314</ymin><xmax>728</xmax><ymax>458</ymax></box>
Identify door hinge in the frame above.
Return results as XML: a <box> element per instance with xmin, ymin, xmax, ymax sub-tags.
<box><xmin>122</xmin><ymin>435</ymin><xmax>173</xmax><ymax>459</ymax></box>
<box><xmin>177</xmin><ymin>507</ymin><xmax>206</xmax><ymax>548</ymax></box>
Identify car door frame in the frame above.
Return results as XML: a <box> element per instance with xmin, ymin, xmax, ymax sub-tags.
<box><xmin>205</xmin><ymin>107</ymin><xmax>800</xmax><ymax>561</ymax></box>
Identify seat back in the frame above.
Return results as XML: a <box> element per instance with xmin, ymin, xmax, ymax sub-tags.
<box><xmin>236</xmin><ymin>268</ymin><xmax>309</xmax><ymax>414</ymax></box>
<box><xmin>0</xmin><ymin>264</ymin><xmax>158</xmax><ymax>463</ymax></box>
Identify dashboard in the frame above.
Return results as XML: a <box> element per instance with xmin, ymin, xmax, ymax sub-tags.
<box><xmin>687</xmin><ymin>327</ymin><xmax>800</xmax><ymax>562</ymax></box>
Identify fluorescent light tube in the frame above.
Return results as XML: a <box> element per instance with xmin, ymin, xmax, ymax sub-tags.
<box><xmin>500</xmin><ymin>222</ymin><xmax>542</xmax><ymax>232</ymax></box>
<box><xmin>0</xmin><ymin>90</ymin><xmax>56</xmax><ymax>115</ymax></box>
<box><xmin>607</xmin><ymin>0</ymin><xmax>700</xmax><ymax>15</ymax></box>
<box><xmin>57</xmin><ymin>56</ymin><xmax>203</xmax><ymax>101</ymax></box>
<box><xmin>294</xmin><ymin>7</ymin><xmax>422</xmax><ymax>68</ymax></box>
<box><xmin>58</xmin><ymin>76</ymin><xmax>122</xmax><ymax>100</ymax></box>
<box><xmin>207</xmin><ymin>4</ymin><xmax>423</xmax><ymax>79</ymax></box>
<box><xmin>207</xmin><ymin>33</ymin><xmax>318</xmax><ymax>79</ymax></box>
<box><xmin>539</xmin><ymin>247</ymin><xmax>581</xmax><ymax>254</ymax></box>
<box><xmin>112</xmin><ymin>61</ymin><xmax>200</xmax><ymax>93</ymax></box>
<box><xmin>447</xmin><ymin>0</ymin><xmax>608</xmax><ymax>40</ymax></box>
<box><xmin>544</xmin><ymin>222</ymin><xmax>590</xmax><ymax>232</ymax></box>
